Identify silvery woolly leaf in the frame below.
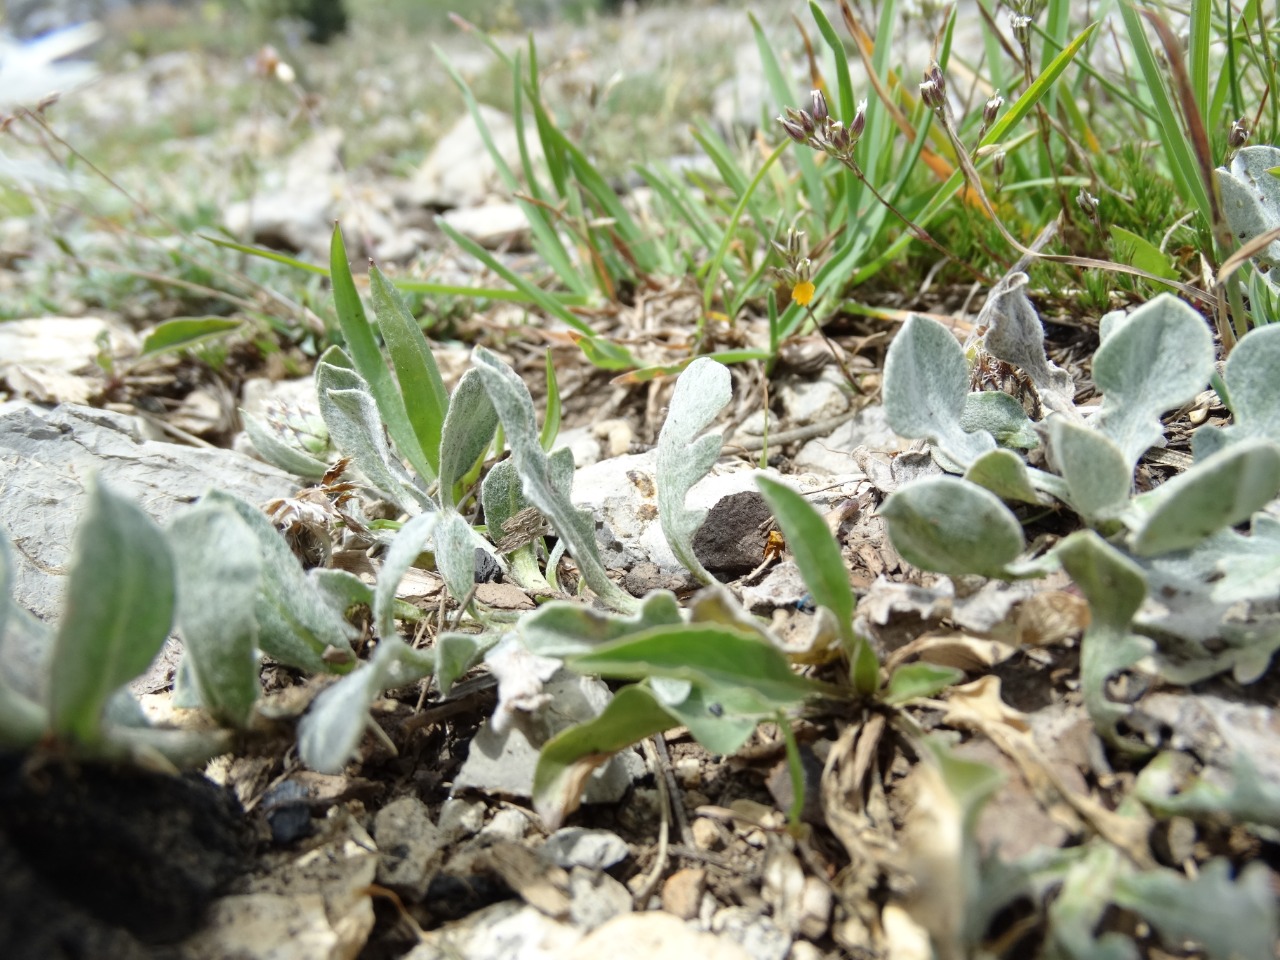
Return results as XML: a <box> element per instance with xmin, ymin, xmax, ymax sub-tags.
<box><xmin>1054</xmin><ymin>531</ymin><xmax>1153</xmax><ymax>749</ymax></box>
<box><xmin>880</xmin><ymin>476</ymin><xmax>1024</xmax><ymax>577</ymax></box>
<box><xmin>1211</xmin><ymin>513</ymin><xmax>1280</xmax><ymax>604</ymax></box>
<box><xmin>471</xmin><ymin>347</ymin><xmax>637</xmax><ymax>612</ymax></box>
<box><xmin>1048</xmin><ymin>418</ymin><xmax>1131</xmax><ymax>524</ymax></box>
<box><xmin>963</xmin><ymin>449</ymin><xmax>1050</xmax><ymax>505</ymax></box>
<box><xmin>167</xmin><ymin>503</ymin><xmax>261</xmax><ymax>728</ymax></box>
<box><xmin>1114</xmin><ymin>858</ymin><xmax>1277</xmax><ymax>960</ymax></box>
<box><xmin>315</xmin><ymin>346</ymin><xmax>431</xmax><ymax>514</ymax></box>
<box><xmin>521</xmin><ymin>591</ymin><xmax>684</xmax><ymax>658</ymax></box>
<box><xmin>437</xmin><ymin>368</ymin><xmax>498</xmax><ymax>511</ymax></box>
<box><xmin>1091</xmin><ymin>295</ymin><xmax>1214</xmax><ymax>470</ymax></box>
<box><xmin>49</xmin><ymin>480</ymin><xmax>175</xmax><ymax>745</ymax></box>
<box><xmin>1194</xmin><ymin>322</ymin><xmax>1280</xmax><ymax>459</ymax></box>
<box><xmin>374</xmin><ymin>512</ymin><xmax>438</xmax><ymax>640</ymax></box>
<box><xmin>979</xmin><ymin>273</ymin><xmax>1077</xmax><ymax>416</ymax></box>
<box><xmin>205</xmin><ymin>490</ymin><xmax>357</xmax><ymax>673</ymax></box>
<box><xmin>1130</xmin><ymin>439</ymin><xmax>1280</xmax><ymax>556</ymax></box>
<box><xmin>0</xmin><ymin>534</ymin><xmax>46</xmax><ymax>746</ymax></box>
<box><xmin>241</xmin><ymin>410</ymin><xmax>329</xmax><ymax>481</ymax></box>
<box><xmin>1216</xmin><ymin>145</ymin><xmax>1280</xmax><ymax>286</ymax></box>
<box><xmin>298</xmin><ymin>636</ymin><xmax>434</xmax><ymax>774</ymax></box>
<box><xmin>883</xmin><ymin>315</ymin><xmax>995</xmax><ymax>467</ymax></box>
<box><xmin>435</xmin><ymin>511</ymin><xmax>477</xmax><ymax>603</ymax></box>
<box><xmin>960</xmin><ymin>390</ymin><xmax>1039</xmax><ymax>448</ymax></box>
<box><xmin>655</xmin><ymin>357</ymin><xmax>732</xmax><ymax>584</ymax></box>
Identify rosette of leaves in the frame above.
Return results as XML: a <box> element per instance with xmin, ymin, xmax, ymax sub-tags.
<box><xmin>877</xmin><ymin>285</ymin><xmax>1280</xmax><ymax>750</ymax></box>
<box><xmin>457</xmin><ymin>357</ymin><xmax>963</xmax><ymax>827</ymax></box>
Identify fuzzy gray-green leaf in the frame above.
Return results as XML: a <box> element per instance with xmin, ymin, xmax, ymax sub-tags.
<box><xmin>1050</xmin><ymin>418</ymin><xmax>1132</xmax><ymax>524</ymax></box>
<box><xmin>167</xmin><ymin>503</ymin><xmax>261</xmax><ymax>727</ymax></box>
<box><xmin>883</xmin><ymin>314</ymin><xmax>995</xmax><ymax>467</ymax></box>
<box><xmin>1055</xmin><ymin>531</ymin><xmax>1153</xmax><ymax>748</ymax></box>
<box><xmin>655</xmin><ymin>357</ymin><xmax>732</xmax><ymax>584</ymax></box>
<box><xmin>49</xmin><ymin>480</ymin><xmax>175</xmax><ymax>744</ymax></box>
<box><xmin>316</xmin><ymin>346</ymin><xmax>431</xmax><ymax>513</ymax></box>
<box><xmin>1114</xmin><ymin>858</ymin><xmax>1277</xmax><ymax>960</ymax></box>
<box><xmin>1131</xmin><ymin>440</ymin><xmax>1280</xmax><ymax>556</ymax></box>
<box><xmin>472</xmin><ymin>347</ymin><xmax>637</xmax><ymax>612</ymax></box>
<box><xmin>963</xmin><ymin>449</ymin><xmax>1045</xmax><ymax>505</ymax></box>
<box><xmin>298</xmin><ymin>635</ymin><xmax>434</xmax><ymax>774</ymax></box>
<box><xmin>205</xmin><ymin>490</ymin><xmax>357</xmax><ymax>673</ymax></box>
<box><xmin>1092</xmin><ymin>295</ymin><xmax>1214</xmax><ymax>469</ymax></box>
<box><xmin>241</xmin><ymin>410</ymin><xmax>329</xmax><ymax>481</ymax></box>
<box><xmin>880</xmin><ymin>477</ymin><xmax>1024</xmax><ymax>577</ymax></box>
<box><xmin>979</xmin><ymin>272</ymin><xmax>1076</xmax><ymax>416</ymax></box>
<box><xmin>1196</xmin><ymin>322</ymin><xmax>1280</xmax><ymax>460</ymax></box>
<box><xmin>960</xmin><ymin>390</ymin><xmax>1039</xmax><ymax>449</ymax></box>
<box><xmin>437</xmin><ymin>368</ymin><xmax>498</xmax><ymax>510</ymax></box>
<box><xmin>374</xmin><ymin>511</ymin><xmax>438</xmax><ymax>640</ymax></box>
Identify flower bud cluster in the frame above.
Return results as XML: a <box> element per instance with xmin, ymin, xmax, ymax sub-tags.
<box><xmin>919</xmin><ymin>62</ymin><xmax>948</xmax><ymax>114</ymax></box>
<box><xmin>777</xmin><ymin>89</ymin><xmax>867</xmax><ymax>165</ymax></box>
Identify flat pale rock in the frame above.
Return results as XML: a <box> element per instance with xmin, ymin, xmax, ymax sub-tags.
<box><xmin>0</xmin><ymin>316</ymin><xmax>137</xmax><ymax>372</ymax></box>
<box><xmin>569</xmin><ymin>911</ymin><xmax>753</xmax><ymax>960</ymax></box>
<box><xmin>0</xmin><ymin>401</ymin><xmax>297</xmax><ymax>696</ymax></box>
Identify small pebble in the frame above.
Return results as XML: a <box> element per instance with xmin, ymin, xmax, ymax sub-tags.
<box><xmin>661</xmin><ymin>867</ymin><xmax>707</xmax><ymax>920</ymax></box>
<box><xmin>674</xmin><ymin>757</ymin><xmax>702</xmax><ymax>788</ymax></box>
<box><xmin>691</xmin><ymin>817</ymin><xmax>722</xmax><ymax>852</ymax></box>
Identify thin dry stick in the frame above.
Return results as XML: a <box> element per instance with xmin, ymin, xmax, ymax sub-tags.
<box><xmin>630</xmin><ymin>737</ymin><xmax>673</xmax><ymax>906</ymax></box>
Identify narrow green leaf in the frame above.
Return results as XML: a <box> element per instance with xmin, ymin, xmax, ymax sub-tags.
<box><xmin>330</xmin><ymin>225</ymin><xmax>429</xmax><ymax>478</ymax></box>
<box><xmin>49</xmin><ymin>480</ymin><xmax>175</xmax><ymax>743</ymax></box>
<box><xmin>167</xmin><ymin>503</ymin><xmax>261</xmax><ymax>727</ymax></box>
<box><xmin>521</xmin><ymin>592</ymin><xmax>684</xmax><ymax>658</ymax></box>
<box><xmin>370</xmin><ymin>266</ymin><xmax>448</xmax><ymax>481</ymax></box>
<box><xmin>435</xmin><ymin>511</ymin><xmax>477</xmax><ymax>603</ymax></box>
<box><xmin>884</xmin><ymin>662</ymin><xmax>964</xmax><ymax>705</ymax></box>
<box><xmin>756</xmin><ymin>476</ymin><xmax>856</xmax><ymax>646</ymax></box>
<box><xmin>539</xmin><ymin>349</ymin><xmax>561</xmax><ymax>451</ymax></box>
<box><xmin>534</xmin><ymin>684</ymin><xmax>677</xmax><ymax>829</ymax></box>
<box><xmin>568</xmin><ymin>623</ymin><xmax>824</xmax><ymax>711</ymax></box>
<box><xmin>140</xmin><ymin>317</ymin><xmax>242</xmax><ymax>357</ymax></box>
<box><xmin>1109</xmin><ymin>226</ymin><xmax>1179</xmax><ymax>280</ymax></box>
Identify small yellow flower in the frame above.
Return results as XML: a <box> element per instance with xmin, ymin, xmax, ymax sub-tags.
<box><xmin>792</xmin><ymin>280</ymin><xmax>816</xmax><ymax>306</ymax></box>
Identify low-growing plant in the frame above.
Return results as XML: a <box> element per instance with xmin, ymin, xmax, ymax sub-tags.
<box><xmin>0</xmin><ymin>476</ymin><xmax>371</xmax><ymax>765</ymax></box>
<box><xmin>877</xmin><ymin>281</ymin><xmax>1280</xmax><ymax>751</ymax></box>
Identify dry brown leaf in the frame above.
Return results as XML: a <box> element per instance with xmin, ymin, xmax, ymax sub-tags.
<box><xmin>943</xmin><ymin>677</ymin><xmax>1154</xmax><ymax>867</ymax></box>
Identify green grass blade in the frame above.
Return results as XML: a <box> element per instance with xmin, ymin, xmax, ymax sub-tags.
<box><xmin>203</xmin><ymin>235</ymin><xmax>328</xmax><ymax>274</ymax></box>
<box><xmin>434</xmin><ymin>45</ymin><xmax>588</xmax><ymax>296</ymax></box>
<box><xmin>437</xmin><ymin>218</ymin><xmax>636</xmax><ymax>370</ymax></box>
<box><xmin>1117</xmin><ymin>5</ymin><xmax>1212</xmax><ymax>221</ymax></box>
<box><xmin>539</xmin><ymin>348</ymin><xmax>562</xmax><ymax>451</ymax></box>
<box><xmin>756</xmin><ymin>475</ymin><xmax>856</xmax><ymax>649</ymax></box>
<box><xmin>1188</xmin><ymin>0</ymin><xmax>1212</xmax><ymax>117</ymax></box>
<box><xmin>330</xmin><ymin>225</ymin><xmax>427</xmax><ymax>477</ymax></box>
<box><xmin>140</xmin><ymin>317</ymin><xmax>241</xmax><ymax>357</ymax></box>
<box><xmin>810</xmin><ymin>1</ymin><xmax>861</xmax><ymax>227</ymax></box>
<box><xmin>701</xmin><ymin>140</ymin><xmax>787</xmax><ymax>312</ymax></box>
<box><xmin>750</xmin><ymin>12</ymin><xmax>824</xmax><ymax>222</ymax></box>
<box><xmin>370</xmin><ymin>266</ymin><xmax>448</xmax><ymax>480</ymax></box>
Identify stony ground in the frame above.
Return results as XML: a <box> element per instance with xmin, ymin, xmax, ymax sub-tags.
<box><xmin>1</xmin><ymin>3</ymin><xmax>1278</xmax><ymax>960</ymax></box>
